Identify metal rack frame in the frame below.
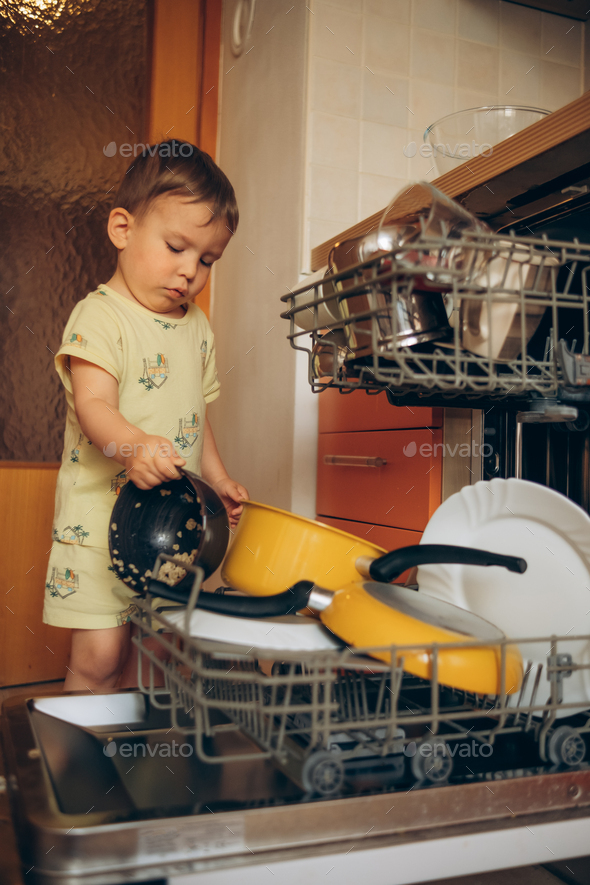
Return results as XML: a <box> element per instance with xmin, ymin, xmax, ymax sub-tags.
<box><xmin>281</xmin><ymin>231</ymin><xmax>590</xmax><ymax>402</ymax></box>
<box><xmin>128</xmin><ymin>563</ymin><xmax>590</xmax><ymax>794</ymax></box>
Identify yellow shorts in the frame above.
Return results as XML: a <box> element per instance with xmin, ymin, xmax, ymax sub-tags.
<box><xmin>43</xmin><ymin>543</ymin><xmax>184</xmax><ymax>630</ymax></box>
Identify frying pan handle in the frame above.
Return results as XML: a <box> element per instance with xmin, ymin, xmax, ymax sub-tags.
<box><xmin>146</xmin><ymin>579</ymin><xmax>313</xmax><ymax>618</ymax></box>
<box><xmin>364</xmin><ymin>544</ymin><xmax>527</xmax><ymax>583</ymax></box>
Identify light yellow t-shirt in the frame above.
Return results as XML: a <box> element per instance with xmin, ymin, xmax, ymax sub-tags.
<box><xmin>51</xmin><ymin>284</ymin><xmax>220</xmax><ymax>550</ymax></box>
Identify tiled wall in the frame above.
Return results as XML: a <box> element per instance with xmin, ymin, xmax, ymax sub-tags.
<box><xmin>304</xmin><ymin>0</ymin><xmax>585</xmax><ymax>265</ymax></box>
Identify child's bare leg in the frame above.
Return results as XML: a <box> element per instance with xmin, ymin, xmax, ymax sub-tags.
<box><xmin>117</xmin><ymin>622</ymin><xmax>172</xmax><ymax>689</ymax></box>
<box><xmin>63</xmin><ymin>624</ymin><xmax>131</xmax><ymax>692</ymax></box>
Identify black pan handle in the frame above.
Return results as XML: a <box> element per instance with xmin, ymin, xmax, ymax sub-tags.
<box><xmin>366</xmin><ymin>544</ymin><xmax>527</xmax><ymax>583</ymax></box>
<box><xmin>146</xmin><ymin>579</ymin><xmax>313</xmax><ymax>618</ymax></box>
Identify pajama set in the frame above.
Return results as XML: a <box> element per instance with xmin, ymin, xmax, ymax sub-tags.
<box><xmin>43</xmin><ymin>284</ymin><xmax>220</xmax><ymax>630</ymax></box>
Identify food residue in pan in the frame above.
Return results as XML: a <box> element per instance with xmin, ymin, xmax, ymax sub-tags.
<box><xmin>160</xmin><ymin>489</ymin><xmax>171</xmax><ymax>496</ymax></box>
<box><xmin>185</xmin><ymin>518</ymin><xmax>197</xmax><ymax>531</ymax></box>
<box><xmin>177</xmin><ymin>531</ymin><xmax>182</xmax><ymax>538</ymax></box>
<box><xmin>134</xmin><ymin>502</ymin><xmax>141</xmax><ymax>508</ymax></box>
<box><xmin>155</xmin><ymin>549</ymin><xmax>198</xmax><ymax>586</ymax></box>
<box><xmin>111</xmin><ymin>523</ymin><xmax>117</xmax><ymax>531</ymax></box>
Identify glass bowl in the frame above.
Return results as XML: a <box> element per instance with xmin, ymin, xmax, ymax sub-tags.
<box><xmin>424</xmin><ymin>106</ymin><xmax>551</xmax><ymax>176</ymax></box>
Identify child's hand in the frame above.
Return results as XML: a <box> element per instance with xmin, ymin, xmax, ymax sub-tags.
<box><xmin>124</xmin><ymin>434</ymin><xmax>186</xmax><ymax>489</ymax></box>
<box><xmin>212</xmin><ymin>478</ymin><xmax>249</xmax><ymax>527</ymax></box>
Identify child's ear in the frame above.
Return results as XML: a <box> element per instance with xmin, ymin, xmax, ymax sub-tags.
<box><xmin>107</xmin><ymin>207</ymin><xmax>134</xmax><ymax>249</ymax></box>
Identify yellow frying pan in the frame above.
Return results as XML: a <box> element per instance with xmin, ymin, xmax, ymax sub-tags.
<box><xmin>147</xmin><ymin>544</ymin><xmax>525</xmax><ymax>696</ymax></box>
<box><xmin>303</xmin><ymin>579</ymin><xmax>522</xmax><ymax>696</ymax></box>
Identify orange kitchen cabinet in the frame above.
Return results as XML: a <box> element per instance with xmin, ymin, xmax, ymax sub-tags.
<box><xmin>318</xmin><ymin>516</ymin><xmax>422</xmax><ymax>584</ymax></box>
<box><xmin>318</xmin><ymin>387</ymin><xmax>442</xmax><ymax>434</ymax></box>
<box><xmin>317</xmin><ymin>427</ymin><xmax>443</xmax><ymax>532</ymax></box>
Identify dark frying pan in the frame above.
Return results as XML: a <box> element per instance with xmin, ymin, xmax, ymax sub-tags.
<box><xmin>108</xmin><ymin>469</ymin><xmax>229</xmax><ymax>593</ymax></box>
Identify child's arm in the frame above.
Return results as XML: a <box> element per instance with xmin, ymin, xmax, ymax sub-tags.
<box><xmin>202</xmin><ymin>416</ymin><xmax>249</xmax><ymax>527</ymax></box>
<box><xmin>70</xmin><ymin>356</ymin><xmax>186</xmax><ymax>489</ymax></box>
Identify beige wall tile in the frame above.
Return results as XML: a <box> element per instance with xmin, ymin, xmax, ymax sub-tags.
<box><xmin>359</xmin><ymin>173</ymin><xmax>408</xmax><ymax>218</ymax></box>
<box><xmin>409</xmin><ymin>80</ymin><xmax>456</xmax><ymax>133</ymax></box>
<box><xmin>411</xmin><ymin>29</ymin><xmax>456</xmax><ymax>86</ymax></box>
<box><xmin>311</xmin><ymin>56</ymin><xmax>362</xmax><ymax>117</ymax></box>
<box><xmin>457</xmin><ymin>0</ymin><xmax>499</xmax><ymax>46</ymax></box>
<box><xmin>499</xmin><ymin>1</ymin><xmax>541</xmax><ymax>56</ymax></box>
<box><xmin>457</xmin><ymin>40</ymin><xmax>499</xmax><ymax>93</ymax></box>
<box><xmin>360</xmin><ymin>120</ymin><xmax>409</xmax><ymax>177</ymax></box>
<box><xmin>362</xmin><ymin>70</ymin><xmax>409</xmax><ymax>126</ymax></box>
<box><xmin>363</xmin><ymin>14</ymin><xmax>410</xmax><ymax>74</ymax></box>
<box><xmin>309</xmin><ymin>164</ymin><xmax>359</xmax><ymax>222</ymax></box>
<box><xmin>454</xmin><ymin>89</ymin><xmax>498</xmax><ymax>112</ymax></box>
<box><xmin>309</xmin><ymin>219</ymin><xmax>354</xmax><ymax>251</ymax></box>
<box><xmin>364</xmin><ymin>0</ymin><xmax>410</xmax><ymax>22</ymax></box>
<box><xmin>311</xmin><ymin>2</ymin><xmax>362</xmax><ymax>67</ymax></box>
<box><xmin>500</xmin><ymin>51</ymin><xmax>540</xmax><ymax>105</ymax></box>
<box><xmin>412</xmin><ymin>0</ymin><xmax>456</xmax><ymax>35</ymax></box>
<box><xmin>311</xmin><ymin>111</ymin><xmax>361</xmax><ymax>169</ymax></box>
<box><xmin>540</xmin><ymin>59</ymin><xmax>582</xmax><ymax>112</ymax></box>
<box><xmin>322</xmin><ymin>0</ymin><xmax>363</xmax><ymax>12</ymax></box>
<box><xmin>541</xmin><ymin>12</ymin><xmax>582</xmax><ymax>68</ymax></box>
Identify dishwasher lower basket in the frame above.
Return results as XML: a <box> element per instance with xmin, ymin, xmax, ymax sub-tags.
<box><xmin>130</xmin><ymin>585</ymin><xmax>590</xmax><ymax>797</ymax></box>
<box><xmin>280</xmin><ymin>231</ymin><xmax>590</xmax><ymax>401</ymax></box>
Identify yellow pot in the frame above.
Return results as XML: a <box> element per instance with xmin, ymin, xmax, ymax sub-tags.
<box><xmin>220</xmin><ymin>500</ymin><xmax>387</xmax><ymax>597</ymax></box>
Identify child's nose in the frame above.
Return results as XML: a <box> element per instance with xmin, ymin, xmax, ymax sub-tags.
<box><xmin>179</xmin><ymin>256</ymin><xmax>198</xmax><ymax>280</ymax></box>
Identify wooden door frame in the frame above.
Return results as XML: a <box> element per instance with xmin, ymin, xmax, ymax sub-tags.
<box><xmin>147</xmin><ymin>0</ymin><xmax>223</xmax><ymax>317</ymax></box>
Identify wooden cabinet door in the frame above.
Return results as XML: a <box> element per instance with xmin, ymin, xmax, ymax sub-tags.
<box><xmin>0</xmin><ymin>465</ymin><xmax>71</xmax><ymax>686</ymax></box>
<box><xmin>319</xmin><ymin>387</ymin><xmax>442</xmax><ymax>434</ymax></box>
<box><xmin>317</xmin><ymin>428</ymin><xmax>442</xmax><ymax>531</ymax></box>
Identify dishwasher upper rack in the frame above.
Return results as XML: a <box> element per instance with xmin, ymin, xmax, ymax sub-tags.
<box><xmin>280</xmin><ymin>231</ymin><xmax>590</xmax><ymax>400</ymax></box>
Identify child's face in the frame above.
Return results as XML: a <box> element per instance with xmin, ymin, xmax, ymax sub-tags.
<box><xmin>113</xmin><ymin>193</ymin><xmax>232</xmax><ymax>314</ymax></box>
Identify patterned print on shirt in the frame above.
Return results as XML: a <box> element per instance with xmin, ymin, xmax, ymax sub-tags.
<box><xmin>200</xmin><ymin>339</ymin><xmax>207</xmax><ymax>370</ymax></box>
<box><xmin>46</xmin><ymin>566</ymin><xmax>79</xmax><ymax>599</ymax></box>
<box><xmin>70</xmin><ymin>432</ymin><xmax>91</xmax><ymax>463</ymax></box>
<box><xmin>175</xmin><ymin>413</ymin><xmax>199</xmax><ymax>451</ymax></box>
<box><xmin>111</xmin><ymin>469</ymin><xmax>128</xmax><ymax>496</ymax></box>
<box><xmin>139</xmin><ymin>353</ymin><xmax>169</xmax><ymax>390</ymax></box>
<box><xmin>52</xmin><ymin>524</ymin><xmax>90</xmax><ymax>544</ymax></box>
<box><xmin>68</xmin><ymin>332</ymin><xmax>88</xmax><ymax>348</ymax></box>
<box><xmin>154</xmin><ymin>318</ymin><xmax>178</xmax><ymax>331</ymax></box>
<box><xmin>116</xmin><ymin>602</ymin><xmax>139</xmax><ymax>626</ymax></box>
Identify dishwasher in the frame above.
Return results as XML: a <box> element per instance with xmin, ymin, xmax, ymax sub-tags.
<box><xmin>5</xmin><ymin>221</ymin><xmax>590</xmax><ymax>885</ymax></box>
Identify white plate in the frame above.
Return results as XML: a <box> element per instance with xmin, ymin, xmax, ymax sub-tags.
<box><xmin>163</xmin><ymin>608</ymin><xmax>343</xmax><ymax>652</ymax></box>
<box><xmin>417</xmin><ymin>478</ymin><xmax>590</xmax><ymax>716</ymax></box>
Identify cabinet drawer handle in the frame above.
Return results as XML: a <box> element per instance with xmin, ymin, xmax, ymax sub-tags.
<box><xmin>323</xmin><ymin>455</ymin><xmax>387</xmax><ymax>468</ymax></box>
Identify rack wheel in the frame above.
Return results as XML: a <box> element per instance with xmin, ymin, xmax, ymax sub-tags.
<box><xmin>548</xmin><ymin>726</ymin><xmax>586</xmax><ymax>767</ymax></box>
<box><xmin>411</xmin><ymin>739</ymin><xmax>453</xmax><ymax>784</ymax></box>
<box><xmin>301</xmin><ymin>750</ymin><xmax>345</xmax><ymax>796</ymax></box>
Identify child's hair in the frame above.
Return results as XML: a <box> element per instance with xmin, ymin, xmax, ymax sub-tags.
<box><xmin>111</xmin><ymin>140</ymin><xmax>239</xmax><ymax>232</ymax></box>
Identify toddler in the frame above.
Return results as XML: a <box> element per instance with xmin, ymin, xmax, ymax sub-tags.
<box><xmin>43</xmin><ymin>140</ymin><xmax>248</xmax><ymax>691</ymax></box>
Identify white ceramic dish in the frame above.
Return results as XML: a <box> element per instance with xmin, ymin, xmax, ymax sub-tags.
<box><xmin>416</xmin><ymin>478</ymin><xmax>590</xmax><ymax>716</ymax></box>
<box><xmin>459</xmin><ymin>242</ymin><xmax>558</xmax><ymax>361</ymax></box>
<box><xmin>290</xmin><ymin>267</ymin><xmax>341</xmax><ymax>331</ymax></box>
<box><xmin>163</xmin><ymin>608</ymin><xmax>343</xmax><ymax>652</ymax></box>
